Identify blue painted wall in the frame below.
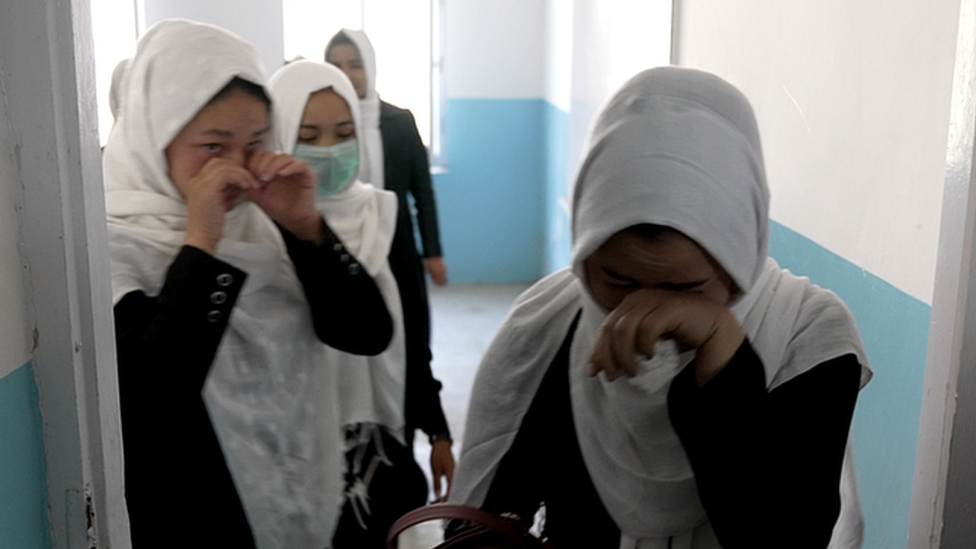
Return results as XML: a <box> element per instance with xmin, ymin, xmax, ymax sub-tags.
<box><xmin>0</xmin><ymin>362</ymin><xmax>51</xmax><ymax>549</ymax></box>
<box><xmin>543</xmin><ymin>101</ymin><xmax>571</xmax><ymax>274</ymax></box>
<box><xmin>770</xmin><ymin>222</ymin><xmax>929</xmax><ymax>549</ymax></box>
<box><xmin>433</xmin><ymin>98</ymin><xmax>549</xmax><ymax>284</ymax></box>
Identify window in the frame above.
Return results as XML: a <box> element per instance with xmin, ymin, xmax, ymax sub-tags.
<box><xmin>283</xmin><ymin>0</ymin><xmax>443</xmax><ymax>162</ymax></box>
<box><xmin>92</xmin><ymin>0</ymin><xmax>444</xmax><ymax>164</ymax></box>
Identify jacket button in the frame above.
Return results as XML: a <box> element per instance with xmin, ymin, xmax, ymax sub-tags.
<box><xmin>216</xmin><ymin>273</ymin><xmax>234</xmax><ymax>287</ymax></box>
<box><xmin>348</xmin><ymin>263</ymin><xmax>361</xmax><ymax>275</ymax></box>
<box><xmin>210</xmin><ymin>291</ymin><xmax>228</xmax><ymax>305</ymax></box>
<box><xmin>207</xmin><ymin>310</ymin><xmax>222</xmax><ymax>323</ymax></box>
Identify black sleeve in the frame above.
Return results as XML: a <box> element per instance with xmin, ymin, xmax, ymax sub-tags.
<box><xmin>402</xmin><ymin>109</ymin><xmax>443</xmax><ymax>258</ymax></box>
<box><xmin>114</xmin><ymin>245</ymin><xmax>255</xmax><ymax>547</ymax></box>
<box><xmin>406</xmin><ymin>361</ymin><xmax>451</xmax><ymax>441</ymax></box>
<box><xmin>115</xmin><ymin>245</ymin><xmax>246</xmax><ymax>396</ymax></box>
<box><xmin>279</xmin><ymin>220</ymin><xmax>393</xmax><ymax>356</ymax></box>
<box><xmin>668</xmin><ymin>341</ymin><xmax>861</xmax><ymax>549</ymax></box>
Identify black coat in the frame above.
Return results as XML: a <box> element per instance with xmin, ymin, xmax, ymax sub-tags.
<box><xmin>379</xmin><ymin>100</ymin><xmax>450</xmax><ymax>441</ymax></box>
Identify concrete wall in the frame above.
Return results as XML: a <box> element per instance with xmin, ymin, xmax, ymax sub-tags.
<box><xmin>0</xmin><ymin>34</ymin><xmax>50</xmax><ymax>547</ymax></box>
<box><xmin>675</xmin><ymin>2</ymin><xmax>961</xmax><ymax>547</ymax></box>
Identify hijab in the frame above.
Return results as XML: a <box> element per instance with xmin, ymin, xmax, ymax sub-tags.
<box><xmin>268</xmin><ymin>59</ymin><xmax>404</xmax><ymax>438</ymax></box>
<box><xmin>451</xmin><ymin>67</ymin><xmax>871</xmax><ymax>548</ymax></box>
<box><xmin>108</xmin><ymin>57</ymin><xmax>131</xmax><ymax>122</ymax></box>
<box><xmin>327</xmin><ymin>29</ymin><xmax>385</xmax><ymax>188</ymax></box>
<box><xmin>104</xmin><ymin>19</ymin><xmax>343</xmax><ymax>548</ymax></box>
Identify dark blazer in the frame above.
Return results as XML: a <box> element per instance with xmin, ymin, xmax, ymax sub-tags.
<box><xmin>378</xmin><ymin>100</ymin><xmax>450</xmax><ymax>441</ymax></box>
<box><xmin>380</xmin><ymin>100</ymin><xmax>442</xmax><ymax>259</ymax></box>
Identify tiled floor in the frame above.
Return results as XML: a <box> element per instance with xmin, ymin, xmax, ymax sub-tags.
<box><xmin>397</xmin><ymin>283</ymin><xmax>531</xmax><ymax>548</ymax></box>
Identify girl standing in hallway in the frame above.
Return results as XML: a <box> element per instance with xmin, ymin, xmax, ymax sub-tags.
<box><xmin>105</xmin><ymin>19</ymin><xmax>391</xmax><ymax>548</ymax></box>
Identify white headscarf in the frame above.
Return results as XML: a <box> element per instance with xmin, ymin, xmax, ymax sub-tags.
<box><xmin>328</xmin><ymin>29</ymin><xmax>385</xmax><ymax>188</ymax></box>
<box><xmin>108</xmin><ymin>57</ymin><xmax>131</xmax><ymax>122</ymax></box>
<box><xmin>268</xmin><ymin>59</ymin><xmax>404</xmax><ymax>438</ymax></box>
<box><xmin>104</xmin><ymin>19</ymin><xmax>343</xmax><ymax>548</ymax></box>
<box><xmin>452</xmin><ymin>67</ymin><xmax>871</xmax><ymax>549</ymax></box>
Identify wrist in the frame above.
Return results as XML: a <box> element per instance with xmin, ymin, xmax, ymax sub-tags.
<box><xmin>282</xmin><ymin>214</ymin><xmax>325</xmax><ymax>245</ymax></box>
<box><xmin>183</xmin><ymin>232</ymin><xmax>218</xmax><ymax>256</ymax></box>
<box><xmin>694</xmin><ymin>318</ymin><xmax>745</xmax><ymax>388</ymax></box>
<box><xmin>429</xmin><ymin>432</ymin><xmax>452</xmax><ymax>445</ymax></box>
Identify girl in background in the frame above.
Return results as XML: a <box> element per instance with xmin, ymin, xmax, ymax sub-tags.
<box><xmin>326</xmin><ymin>32</ymin><xmax>455</xmax><ymax>501</ymax></box>
<box><xmin>268</xmin><ymin>59</ymin><xmax>431</xmax><ymax>549</ymax></box>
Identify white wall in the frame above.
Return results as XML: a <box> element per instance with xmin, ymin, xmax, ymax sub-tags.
<box><xmin>444</xmin><ymin>0</ymin><xmax>548</xmax><ymax>99</ymax></box>
<box><xmin>0</xmin><ymin>83</ymin><xmax>30</xmax><ymax>378</ymax></box>
<box><xmin>675</xmin><ymin>0</ymin><xmax>960</xmax><ymax>304</ymax></box>
<box><xmin>567</xmin><ymin>0</ymin><xmax>672</xmax><ymax>188</ymax></box>
<box><xmin>142</xmin><ymin>0</ymin><xmax>285</xmax><ymax>75</ymax></box>
<box><xmin>544</xmin><ymin>0</ymin><xmax>573</xmax><ymax>112</ymax></box>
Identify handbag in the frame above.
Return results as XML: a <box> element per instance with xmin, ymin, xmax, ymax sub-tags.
<box><xmin>386</xmin><ymin>504</ymin><xmax>554</xmax><ymax>549</ymax></box>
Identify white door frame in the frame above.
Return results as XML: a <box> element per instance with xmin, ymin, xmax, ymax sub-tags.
<box><xmin>0</xmin><ymin>0</ymin><xmax>129</xmax><ymax>546</ymax></box>
<box><xmin>909</xmin><ymin>0</ymin><xmax>976</xmax><ymax>547</ymax></box>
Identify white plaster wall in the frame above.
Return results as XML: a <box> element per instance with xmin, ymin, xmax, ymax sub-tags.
<box><xmin>0</xmin><ymin>76</ymin><xmax>31</xmax><ymax>378</ymax></box>
<box><xmin>567</xmin><ymin>0</ymin><xmax>672</xmax><ymax>181</ymax></box>
<box><xmin>545</xmin><ymin>0</ymin><xmax>573</xmax><ymax>112</ymax></box>
<box><xmin>444</xmin><ymin>0</ymin><xmax>548</xmax><ymax>99</ymax></box>
<box><xmin>675</xmin><ymin>0</ymin><xmax>961</xmax><ymax>304</ymax></box>
<box><xmin>142</xmin><ymin>0</ymin><xmax>285</xmax><ymax>75</ymax></box>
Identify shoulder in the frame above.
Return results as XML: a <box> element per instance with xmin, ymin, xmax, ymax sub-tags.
<box><xmin>381</xmin><ymin>99</ymin><xmax>413</xmax><ymax>120</ymax></box>
<box><xmin>769</xmin><ymin>267</ymin><xmax>871</xmax><ymax>388</ymax></box>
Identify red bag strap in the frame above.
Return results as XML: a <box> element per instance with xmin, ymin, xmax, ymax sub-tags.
<box><xmin>385</xmin><ymin>504</ymin><xmax>549</xmax><ymax>549</ymax></box>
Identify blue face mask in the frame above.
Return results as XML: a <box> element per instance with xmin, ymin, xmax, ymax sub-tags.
<box><xmin>293</xmin><ymin>140</ymin><xmax>359</xmax><ymax>196</ymax></box>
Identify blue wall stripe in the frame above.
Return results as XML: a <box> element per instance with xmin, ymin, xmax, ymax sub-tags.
<box><xmin>770</xmin><ymin>221</ymin><xmax>928</xmax><ymax>549</ymax></box>
<box><xmin>433</xmin><ymin>98</ymin><xmax>548</xmax><ymax>284</ymax></box>
<box><xmin>543</xmin><ymin>100</ymin><xmax>571</xmax><ymax>274</ymax></box>
<box><xmin>0</xmin><ymin>361</ymin><xmax>51</xmax><ymax>549</ymax></box>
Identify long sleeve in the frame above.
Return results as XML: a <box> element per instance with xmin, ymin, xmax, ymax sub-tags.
<box><xmin>114</xmin><ymin>245</ymin><xmax>255</xmax><ymax>548</ymax></box>
<box><xmin>405</xmin><ymin>354</ymin><xmax>451</xmax><ymax>440</ymax></box>
<box><xmin>479</xmin><ymin>315</ymin><xmax>620</xmax><ymax>548</ymax></box>
<box><xmin>400</xmin><ymin>108</ymin><xmax>442</xmax><ymax>258</ymax></box>
<box><xmin>280</xmin><ymin>221</ymin><xmax>393</xmax><ymax>356</ymax></box>
<box><xmin>668</xmin><ymin>340</ymin><xmax>861</xmax><ymax>549</ymax></box>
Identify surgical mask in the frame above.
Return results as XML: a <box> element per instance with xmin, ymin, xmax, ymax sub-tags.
<box><xmin>293</xmin><ymin>140</ymin><xmax>359</xmax><ymax>196</ymax></box>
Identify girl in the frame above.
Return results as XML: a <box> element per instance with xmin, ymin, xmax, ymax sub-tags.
<box><xmin>104</xmin><ymin>20</ymin><xmax>391</xmax><ymax>548</ymax></box>
<box><xmin>325</xmin><ymin>31</ymin><xmax>455</xmax><ymax>501</ymax></box>
<box><xmin>268</xmin><ymin>59</ymin><xmax>432</xmax><ymax>549</ymax></box>
<box><xmin>450</xmin><ymin>67</ymin><xmax>872</xmax><ymax>549</ymax></box>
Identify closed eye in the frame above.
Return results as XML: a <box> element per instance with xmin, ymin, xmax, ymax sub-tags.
<box><xmin>602</xmin><ymin>268</ymin><xmax>638</xmax><ymax>288</ymax></box>
<box><xmin>659</xmin><ymin>281</ymin><xmax>707</xmax><ymax>292</ymax></box>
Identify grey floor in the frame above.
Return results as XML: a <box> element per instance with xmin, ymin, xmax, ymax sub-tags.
<box><xmin>397</xmin><ymin>282</ymin><xmax>531</xmax><ymax>548</ymax></box>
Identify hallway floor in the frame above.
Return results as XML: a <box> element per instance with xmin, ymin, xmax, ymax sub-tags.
<box><xmin>397</xmin><ymin>282</ymin><xmax>531</xmax><ymax>548</ymax></box>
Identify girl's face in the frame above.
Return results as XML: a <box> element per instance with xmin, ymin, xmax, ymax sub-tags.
<box><xmin>165</xmin><ymin>89</ymin><xmax>269</xmax><ymax>200</ymax></box>
<box><xmin>298</xmin><ymin>88</ymin><xmax>355</xmax><ymax>147</ymax></box>
<box><xmin>583</xmin><ymin>228</ymin><xmax>735</xmax><ymax>311</ymax></box>
<box><xmin>326</xmin><ymin>44</ymin><xmax>367</xmax><ymax>99</ymax></box>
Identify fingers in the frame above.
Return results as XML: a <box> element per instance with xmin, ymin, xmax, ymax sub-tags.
<box><xmin>588</xmin><ymin>289</ymin><xmax>745</xmax><ymax>384</ymax></box>
<box><xmin>589</xmin><ymin>291</ymin><xmax>666</xmax><ymax>380</ymax></box>
<box><xmin>430</xmin><ymin>441</ymin><xmax>455</xmax><ymax>503</ymax></box>
<box><xmin>181</xmin><ymin>158</ymin><xmax>261</xmax><ymax>253</ymax></box>
<box><xmin>248</xmin><ymin>151</ymin><xmax>313</xmax><ymax>185</ymax></box>
<box><xmin>588</xmin><ymin>289</ymin><xmax>710</xmax><ymax>381</ymax></box>
<box><xmin>432</xmin><ymin>474</ymin><xmax>445</xmax><ymax>503</ymax></box>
